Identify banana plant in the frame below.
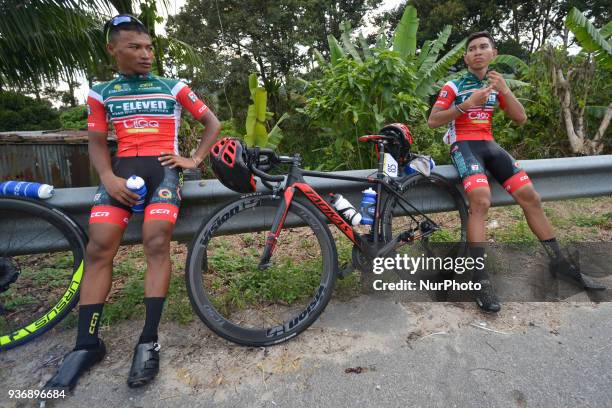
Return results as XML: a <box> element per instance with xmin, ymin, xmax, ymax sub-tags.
<box><xmin>565</xmin><ymin>7</ymin><xmax>612</xmax><ymax>70</ymax></box>
<box><xmin>244</xmin><ymin>73</ymin><xmax>289</xmax><ymax>149</ymax></box>
<box><xmin>321</xmin><ymin>5</ymin><xmax>534</xmax><ymax>98</ymax></box>
<box><xmin>320</xmin><ymin>5</ymin><xmax>467</xmax><ymax>99</ymax></box>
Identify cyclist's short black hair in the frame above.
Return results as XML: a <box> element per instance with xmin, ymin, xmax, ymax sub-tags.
<box><xmin>107</xmin><ymin>20</ymin><xmax>149</xmax><ymax>44</ymax></box>
<box><xmin>466</xmin><ymin>31</ymin><xmax>496</xmax><ymax>50</ymax></box>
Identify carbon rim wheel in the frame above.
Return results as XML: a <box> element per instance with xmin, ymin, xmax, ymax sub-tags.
<box><xmin>0</xmin><ymin>197</ymin><xmax>86</xmax><ymax>351</ymax></box>
<box><xmin>186</xmin><ymin>194</ymin><xmax>338</xmax><ymax>347</ymax></box>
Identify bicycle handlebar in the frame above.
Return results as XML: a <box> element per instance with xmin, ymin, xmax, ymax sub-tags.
<box><xmin>247</xmin><ymin>147</ymin><xmax>286</xmax><ymax>183</ymax></box>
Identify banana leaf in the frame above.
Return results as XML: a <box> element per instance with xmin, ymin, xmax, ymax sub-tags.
<box><xmin>392</xmin><ymin>5</ymin><xmax>418</xmax><ymax>59</ymax></box>
<box><xmin>565</xmin><ymin>7</ymin><xmax>611</xmax><ymax>69</ymax></box>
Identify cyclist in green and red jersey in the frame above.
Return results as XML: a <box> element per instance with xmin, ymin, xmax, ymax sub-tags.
<box><xmin>428</xmin><ymin>32</ymin><xmax>605</xmax><ymax>313</ymax></box>
<box><xmin>43</xmin><ymin>15</ymin><xmax>220</xmax><ymax>393</ymax></box>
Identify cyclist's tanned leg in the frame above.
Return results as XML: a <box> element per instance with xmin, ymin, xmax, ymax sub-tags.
<box><xmin>72</xmin><ymin>223</ymin><xmax>124</xmax><ymax>349</ymax></box>
<box><xmin>126</xmin><ymin>220</ymin><xmax>173</xmax><ymax>387</ymax></box>
<box><xmin>511</xmin><ymin>184</ymin><xmax>554</xmax><ymax>240</ymax></box>
<box><xmin>81</xmin><ymin>223</ymin><xmax>125</xmax><ymax>303</ymax></box>
<box><xmin>142</xmin><ymin>220</ymin><xmax>173</xmax><ymax>297</ymax></box>
<box><xmin>466</xmin><ymin>186</ymin><xmax>491</xmax><ymax>243</ymax></box>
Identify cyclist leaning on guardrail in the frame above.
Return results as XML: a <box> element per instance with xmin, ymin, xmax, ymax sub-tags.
<box><xmin>427</xmin><ymin>31</ymin><xmax>605</xmax><ymax>313</ymax></box>
<box><xmin>43</xmin><ymin>14</ymin><xmax>220</xmax><ymax>393</ymax></box>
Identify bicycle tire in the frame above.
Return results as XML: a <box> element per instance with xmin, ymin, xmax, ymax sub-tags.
<box><xmin>380</xmin><ymin>172</ymin><xmax>468</xmax><ymax>258</ymax></box>
<box><xmin>185</xmin><ymin>193</ymin><xmax>338</xmax><ymax>347</ymax></box>
<box><xmin>0</xmin><ymin>197</ymin><xmax>86</xmax><ymax>351</ymax></box>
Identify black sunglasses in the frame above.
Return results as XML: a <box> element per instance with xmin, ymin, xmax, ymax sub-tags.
<box><xmin>104</xmin><ymin>14</ymin><xmax>146</xmax><ymax>43</ymax></box>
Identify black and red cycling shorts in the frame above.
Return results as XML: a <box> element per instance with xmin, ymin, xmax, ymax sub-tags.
<box><xmin>89</xmin><ymin>156</ymin><xmax>183</xmax><ymax>229</ymax></box>
<box><xmin>450</xmin><ymin>141</ymin><xmax>531</xmax><ymax>194</ymax></box>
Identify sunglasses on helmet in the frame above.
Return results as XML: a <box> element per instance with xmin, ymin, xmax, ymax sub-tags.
<box><xmin>104</xmin><ymin>14</ymin><xmax>146</xmax><ymax>43</ymax></box>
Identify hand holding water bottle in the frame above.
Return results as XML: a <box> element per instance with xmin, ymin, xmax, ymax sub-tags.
<box><xmin>100</xmin><ymin>173</ymin><xmax>139</xmax><ymax>207</ymax></box>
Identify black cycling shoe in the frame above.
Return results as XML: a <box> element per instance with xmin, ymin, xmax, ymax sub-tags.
<box><xmin>127</xmin><ymin>341</ymin><xmax>160</xmax><ymax>388</ymax></box>
<box><xmin>550</xmin><ymin>255</ymin><xmax>606</xmax><ymax>291</ymax></box>
<box><xmin>474</xmin><ymin>279</ymin><xmax>501</xmax><ymax>313</ymax></box>
<box><xmin>42</xmin><ymin>339</ymin><xmax>106</xmax><ymax>392</ymax></box>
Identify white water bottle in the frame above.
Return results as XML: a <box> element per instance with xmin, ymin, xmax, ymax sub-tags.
<box><xmin>0</xmin><ymin>181</ymin><xmax>54</xmax><ymax>199</ymax></box>
<box><xmin>330</xmin><ymin>194</ymin><xmax>362</xmax><ymax>226</ymax></box>
<box><xmin>126</xmin><ymin>176</ymin><xmax>147</xmax><ymax>213</ymax></box>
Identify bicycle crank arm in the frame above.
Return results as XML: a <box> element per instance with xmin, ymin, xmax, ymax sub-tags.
<box><xmin>374</xmin><ymin>224</ymin><xmax>441</xmax><ymax>258</ymax></box>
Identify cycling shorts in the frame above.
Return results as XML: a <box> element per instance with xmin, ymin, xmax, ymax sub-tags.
<box><xmin>89</xmin><ymin>156</ymin><xmax>183</xmax><ymax>228</ymax></box>
<box><xmin>450</xmin><ymin>141</ymin><xmax>531</xmax><ymax>194</ymax></box>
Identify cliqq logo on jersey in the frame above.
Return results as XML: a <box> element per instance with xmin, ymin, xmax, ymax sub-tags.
<box><xmin>468</xmin><ymin>111</ymin><xmax>490</xmax><ymax>120</ymax></box>
<box><xmin>122</xmin><ymin>119</ymin><xmax>160</xmax><ymax>129</ymax></box>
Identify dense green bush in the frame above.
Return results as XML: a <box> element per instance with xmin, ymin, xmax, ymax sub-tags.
<box><xmin>59</xmin><ymin>105</ymin><xmax>87</xmax><ymax>130</ymax></box>
<box><xmin>298</xmin><ymin>49</ymin><xmax>445</xmax><ymax>170</ymax></box>
<box><xmin>0</xmin><ymin>91</ymin><xmax>60</xmax><ymax>131</ymax></box>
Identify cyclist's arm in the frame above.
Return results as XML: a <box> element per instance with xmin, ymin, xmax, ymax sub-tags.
<box><xmin>88</xmin><ymin>131</ymin><xmax>113</xmax><ymax>182</ymax></box>
<box><xmin>86</xmin><ymin>89</ymin><xmax>137</xmax><ymax>205</ymax></box>
<box><xmin>86</xmin><ymin>90</ymin><xmax>114</xmax><ymax>184</ymax></box>
<box><xmin>88</xmin><ymin>132</ymin><xmax>138</xmax><ymax>206</ymax></box>
<box><xmin>488</xmin><ymin>71</ymin><xmax>527</xmax><ymax>124</ymax></box>
<box><xmin>192</xmin><ymin>110</ymin><xmax>221</xmax><ymax>165</ymax></box>
<box><xmin>428</xmin><ymin>105</ymin><xmax>465</xmax><ymax>128</ymax></box>
<box><xmin>428</xmin><ymin>86</ymin><xmax>493</xmax><ymax>128</ymax></box>
<box><xmin>173</xmin><ymin>84</ymin><xmax>221</xmax><ymax>166</ymax></box>
<box><xmin>498</xmin><ymin>89</ymin><xmax>527</xmax><ymax>124</ymax></box>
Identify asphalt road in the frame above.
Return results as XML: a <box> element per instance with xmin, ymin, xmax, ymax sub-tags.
<box><xmin>1</xmin><ymin>295</ymin><xmax>611</xmax><ymax>408</ymax></box>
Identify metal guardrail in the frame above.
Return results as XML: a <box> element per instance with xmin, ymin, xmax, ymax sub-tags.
<box><xmin>3</xmin><ymin>155</ymin><xmax>612</xmax><ymax>251</ymax></box>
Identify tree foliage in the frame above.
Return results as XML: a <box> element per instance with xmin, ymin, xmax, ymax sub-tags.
<box><xmin>166</xmin><ymin>0</ymin><xmax>379</xmax><ymax>120</ymax></box>
<box><xmin>298</xmin><ymin>50</ymin><xmax>435</xmax><ymax>170</ymax></box>
<box><xmin>376</xmin><ymin>0</ymin><xmax>611</xmax><ymax>57</ymax></box>
<box><xmin>0</xmin><ymin>92</ymin><xmax>61</xmax><ymax>131</ymax></box>
<box><xmin>0</xmin><ymin>1</ymin><xmax>109</xmax><ymax>89</ymax></box>
<box><xmin>59</xmin><ymin>105</ymin><xmax>88</xmax><ymax>130</ymax></box>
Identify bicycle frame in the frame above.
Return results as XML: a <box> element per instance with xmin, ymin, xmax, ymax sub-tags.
<box><xmin>257</xmin><ymin>144</ymin><xmax>439</xmax><ymax>269</ymax></box>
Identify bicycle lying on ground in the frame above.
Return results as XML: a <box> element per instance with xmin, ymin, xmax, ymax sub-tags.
<box><xmin>185</xmin><ymin>133</ymin><xmax>468</xmax><ymax>347</ymax></box>
<box><xmin>0</xmin><ymin>197</ymin><xmax>87</xmax><ymax>351</ymax></box>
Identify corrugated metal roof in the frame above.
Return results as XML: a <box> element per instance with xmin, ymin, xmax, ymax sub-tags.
<box><xmin>0</xmin><ymin>130</ymin><xmax>117</xmax><ymax>144</ymax></box>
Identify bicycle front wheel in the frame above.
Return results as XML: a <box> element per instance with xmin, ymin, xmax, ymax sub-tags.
<box><xmin>0</xmin><ymin>197</ymin><xmax>86</xmax><ymax>351</ymax></box>
<box><xmin>186</xmin><ymin>193</ymin><xmax>338</xmax><ymax>347</ymax></box>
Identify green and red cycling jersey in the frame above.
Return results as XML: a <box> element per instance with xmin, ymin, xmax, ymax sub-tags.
<box><xmin>434</xmin><ymin>71</ymin><xmax>507</xmax><ymax>145</ymax></box>
<box><xmin>86</xmin><ymin>72</ymin><xmax>208</xmax><ymax>227</ymax></box>
<box><xmin>87</xmin><ymin>72</ymin><xmax>208</xmax><ymax>157</ymax></box>
<box><xmin>434</xmin><ymin>71</ymin><xmax>531</xmax><ymax>194</ymax></box>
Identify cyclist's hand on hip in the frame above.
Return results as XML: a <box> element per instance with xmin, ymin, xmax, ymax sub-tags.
<box><xmin>102</xmin><ymin>174</ymin><xmax>139</xmax><ymax>207</ymax></box>
<box><xmin>464</xmin><ymin>86</ymin><xmax>493</xmax><ymax>108</ymax></box>
<box><xmin>158</xmin><ymin>152</ymin><xmax>198</xmax><ymax>169</ymax></box>
<box><xmin>486</xmin><ymin>71</ymin><xmax>510</xmax><ymax>95</ymax></box>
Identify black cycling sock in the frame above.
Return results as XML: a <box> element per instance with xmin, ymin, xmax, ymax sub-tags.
<box><xmin>138</xmin><ymin>297</ymin><xmax>165</xmax><ymax>344</ymax></box>
<box><xmin>541</xmin><ymin>238</ymin><xmax>562</xmax><ymax>260</ymax></box>
<box><xmin>469</xmin><ymin>245</ymin><xmax>488</xmax><ymax>282</ymax></box>
<box><xmin>74</xmin><ymin>303</ymin><xmax>104</xmax><ymax>350</ymax></box>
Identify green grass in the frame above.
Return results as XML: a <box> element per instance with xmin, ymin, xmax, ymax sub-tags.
<box><xmin>570</xmin><ymin>212</ymin><xmax>612</xmax><ymax>228</ymax></box>
<box><xmin>7</xmin><ymin>198</ymin><xmax>607</xmax><ymax>334</ymax></box>
<box><xmin>495</xmin><ymin>220</ymin><xmax>538</xmax><ymax>243</ymax></box>
<box><xmin>207</xmin><ymin>243</ymin><xmax>324</xmax><ymax>316</ymax></box>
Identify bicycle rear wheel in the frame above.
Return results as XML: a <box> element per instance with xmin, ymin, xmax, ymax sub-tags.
<box><xmin>0</xmin><ymin>197</ymin><xmax>86</xmax><ymax>351</ymax></box>
<box><xmin>186</xmin><ymin>193</ymin><xmax>338</xmax><ymax>346</ymax></box>
<box><xmin>381</xmin><ymin>173</ymin><xmax>468</xmax><ymax>259</ymax></box>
